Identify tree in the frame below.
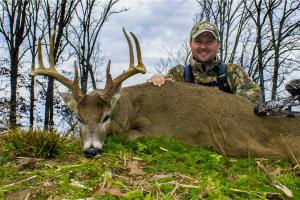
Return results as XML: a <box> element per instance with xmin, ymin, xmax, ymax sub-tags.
<box><xmin>0</xmin><ymin>0</ymin><xmax>31</xmax><ymax>128</ymax></box>
<box><xmin>244</xmin><ymin>0</ymin><xmax>270</xmax><ymax>102</ymax></box>
<box><xmin>27</xmin><ymin>0</ymin><xmax>42</xmax><ymax>129</ymax></box>
<box><xmin>194</xmin><ymin>0</ymin><xmax>250</xmax><ymax>63</ymax></box>
<box><xmin>67</xmin><ymin>0</ymin><xmax>127</xmax><ymax>94</ymax></box>
<box><xmin>266</xmin><ymin>0</ymin><xmax>300</xmax><ymax>99</ymax></box>
<box><xmin>41</xmin><ymin>0</ymin><xmax>79</xmax><ymax>131</ymax></box>
<box><xmin>0</xmin><ymin>58</ymin><xmax>10</xmax><ymax>130</ymax></box>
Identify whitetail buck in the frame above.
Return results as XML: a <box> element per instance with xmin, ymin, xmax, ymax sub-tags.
<box><xmin>30</xmin><ymin>29</ymin><xmax>300</xmax><ymax>163</ymax></box>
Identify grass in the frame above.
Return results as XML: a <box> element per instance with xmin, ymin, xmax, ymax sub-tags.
<box><xmin>0</xmin><ymin>130</ymin><xmax>299</xmax><ymax>199</ymax></box>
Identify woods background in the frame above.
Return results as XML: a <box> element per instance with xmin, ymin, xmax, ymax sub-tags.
<box><xmin>0</xmin><ymin>0</ymin><xmax>299</xmax><ymax>132</ymax></box>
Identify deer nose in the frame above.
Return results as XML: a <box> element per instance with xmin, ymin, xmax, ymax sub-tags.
<box><xmin>84</xmin><ymin>147</ymin><xmax>101</xmax><ymax>157</ymax></box>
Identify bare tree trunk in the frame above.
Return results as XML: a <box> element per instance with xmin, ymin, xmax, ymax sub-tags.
<box><xmin>29</xmin><ymin>75</ymin><xmax>35</xmax><ymax>128</ymax></box>
<box><xmin>0</xmin><ymin>0</ymin><xmax>30</xmax><ymax>128</ymax></box>
<box><xmin>267</xmin><ymin>0</ymin><xmax>300</xmax><ymax>99</ymax></box>
<box><xmin>42</xmin><ymin>0</ymin><xmax>79</xmax><ymax>131</ymax></box>
<box><xmin>28</xmin><ymin>0</ymin><xmax>41</xmax><ymax>129</ymax></box>
<box><xmin>10</xmin><ymin>55</ymin><xmax>19</xmax><ymax>128</ymax></box>
<box><xmin>244</xmin><ymin>0</ymin><xmax>270</xmax><ymax>102</ymax></box>
<box><xmin>194</xmin><ymin>0</ymin><xmax>249</xmax><ymax>63</ymax></box>
<box><xmin>255</xmin><ymin>2</ymin><xmax>265</xmax><ymax>102</ymax></box>
<box><xmin>67</xmin><ymin>0</ymin><xmax>127</xmax><ymax>94</ymax></box>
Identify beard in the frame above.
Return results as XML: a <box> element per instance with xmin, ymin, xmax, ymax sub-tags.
<box><xmin>194</xmin><ymin>51</ymin><xmax>216</xmax><ymax>63</ymax></box>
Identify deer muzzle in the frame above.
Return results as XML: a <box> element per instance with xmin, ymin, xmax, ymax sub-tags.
<box><xmin>84</xmin><ymin>147</ymin><xmax>102</xmax><ymax>158</ymax></box>
<box><xmin>81</xmin><ymin>122</ymin><xmax>108</xmax><ymax>157</ymax></box>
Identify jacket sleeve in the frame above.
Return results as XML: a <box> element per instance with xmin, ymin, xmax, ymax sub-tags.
<box><xmin>227</xmin><ymin>64</ymin><xmax>262</xmax><ymax>103</ymax></box>
<box><xmin>164</xmin><ymin>65</ymin><xmax>185</xmax><ymax>81</ymax></box>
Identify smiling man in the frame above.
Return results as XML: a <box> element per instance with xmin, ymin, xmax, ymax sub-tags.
<box><xmin>148</xmin><ymin>21</ymin><xmax>261</xmax><ymax>103</ymax></box>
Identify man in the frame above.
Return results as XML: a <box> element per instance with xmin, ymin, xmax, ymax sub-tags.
<box><xmin>148</xmin><ymin>21</ymin><xmax>261</xmax><ymax>103</ymax></box>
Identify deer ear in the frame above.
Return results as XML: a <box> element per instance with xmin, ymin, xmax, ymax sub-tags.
<box><xmin>59</xmin><ymin>92</ymin><xmax>78</xmax><ymax>113</ymax></box>
<box><xmin>111</xmin><ymin>84</ymin><xmax>122</xmax><ymax>107</ymax></box>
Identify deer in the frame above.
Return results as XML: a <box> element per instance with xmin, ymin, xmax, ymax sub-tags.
<box><xmin>30</xmin><ymin>29</ymin><xmax>300</xmax><ymax>164</ymax></box>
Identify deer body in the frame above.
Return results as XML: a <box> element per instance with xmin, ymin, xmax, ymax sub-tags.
<box><xmin>109</xmin><ymin>82</ymin><xmax>300</xmax><ymax>161</ymax></box>
<box><xmin>30</xmin><ymin>29</ymin><xmax>300</xmax><ymax>161</ymax></box>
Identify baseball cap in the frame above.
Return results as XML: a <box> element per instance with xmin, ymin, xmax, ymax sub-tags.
<box><xmin>190</xmin><ymin>21</ymin><xmax>219</xmax><ymax>40</ymax></box>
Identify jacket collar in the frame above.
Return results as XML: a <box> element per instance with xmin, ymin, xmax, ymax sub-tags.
<box><xmin>188</xmin><ymin>55</ymin><xmax>221</xmax><ymax>73</ymax></box>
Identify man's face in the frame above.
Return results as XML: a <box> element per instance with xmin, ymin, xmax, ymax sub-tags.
<box><xmin>190</xmin><ymin>32</ymin><xmax>220</xmax><ymax>63</ymax></box>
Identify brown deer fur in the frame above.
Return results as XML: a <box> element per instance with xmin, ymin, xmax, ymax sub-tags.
<box><xmin>107</xmin><ymin>81</ymin><xmax>300</xmax><ymax>163</ymax></box>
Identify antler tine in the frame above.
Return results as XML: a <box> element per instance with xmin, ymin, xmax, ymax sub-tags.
<box><xmin>123</xmin><ymin>27</ymin><xmax>134</xmax><ymax>67</ymax></box>
<box><xmin>105</xmin><ymin>28</ymin><xmax>147</xmax><ymax>92</ymax></box>
<box><xmin>130</xmin><ymin>31</ymin><xmax>146</xmax><ymax>74</ymax></box>
<box><xmin>29</xmin><ymin>33</ymin><xmax>84</xmax><ymax>102</ymax></box>
<box><xmin>105</xmin><ymin>59</ymin><xmax>112</xmax><ymax>89</ymax></box>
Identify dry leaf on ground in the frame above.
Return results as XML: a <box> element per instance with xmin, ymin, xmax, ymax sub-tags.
<box><xmin>93</xmin><ymin>180</ymin><xmax>122</xmax><ymax>197</ymax></box>
<box><xmin>47</xmin><ymin>196</ymin><xmax>63</xmax><ymax>200</ymax></box>
<box><xmin>4</xmin><ymin>190</ymin><xmax>31</xmax><ymax>200</ymax></box>
<box><xmin>127</xmin><ymin>160</ymin><xmax>145</xmax><ymax>175</ymax></box>
<box><xmin>15</xmin><ymin>157</ymin><xmax>37</xmax><ymax>170</ymax></box>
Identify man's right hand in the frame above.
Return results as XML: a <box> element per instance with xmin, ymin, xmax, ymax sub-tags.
<box><xmin>147</xmin><ymin>74</ymin><xmax>167</xmax><ymax>86</ymax></box>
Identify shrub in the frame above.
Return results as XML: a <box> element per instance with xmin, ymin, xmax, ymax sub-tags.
<box><xmin>7</xmin><ymin>129</ymin><xmax>66</xmax><ymax>158</ymax></box>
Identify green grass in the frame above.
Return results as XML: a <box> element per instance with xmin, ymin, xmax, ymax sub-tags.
<box><xmin>0</xmin><ymin>130</ymin><xmax>299</xmax><ymax>199</ymax></box>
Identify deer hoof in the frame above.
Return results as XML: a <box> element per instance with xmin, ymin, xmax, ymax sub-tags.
<box><xmin>84</xmin><ymin>148</ymin><xmax>101</xmax><ymax>158</ymax></box>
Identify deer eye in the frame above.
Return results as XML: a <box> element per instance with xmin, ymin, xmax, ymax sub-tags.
<box><xmin>102</xmin><ymin>114</ymin><xmax>110</xmax><ymax>123</ymax></box>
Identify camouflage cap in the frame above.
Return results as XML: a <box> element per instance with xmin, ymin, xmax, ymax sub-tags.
<box><xmin>190</xmin><ymin>21</ymin><xmax>219</xmax><ymax>40</ymax></box>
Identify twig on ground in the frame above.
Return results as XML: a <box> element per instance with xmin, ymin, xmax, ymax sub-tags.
<box><xmin>123</xmin><ymin>153</ymin><xmax>127</xmax><ymax>166</ymax></box>
<box><xmin>293</xmin><ymin>164</ymin><xmax>299</xmax><ymax>171</ymax></box>
<box><xmin>113</xmin><ymin>174</ymin><xmax>130</xmax><ymax>181</ymax></box>
<box><xmin>256</xmin><ymin>161</ymin><xmax>293</xmax><ymax>198</ymax></box>
<box><xmin>199</xmin><ymin>185</ymin><xmax>215</xmax><ymax>200</ymax></box>
<box><xmin>174</xmin><ymin>172</ymin><xmax>199</xmax><ymax>183</ymax></box>
<box><xmin>159</xmin><ymin>147</ymin><xmax>169</xmax><ymax>152</ymax></box>
<box><xmin>36</xmin><ymin>174</ymin><xmax>65</xmax><ymax>185</ymax></box>
<box><xmin>24</xmin><ymin>192</ymin><xmax>31</xmax><ymax>200</ymax></box>
<box><xmin>170</xmin><ymin>181</ymin><xmax>180</xmax><ymax>196</ymax></box>
<box><xmin>56</xmin><ymin>164</ymin><xmax>81</xmax><ymax>171</ymax></box>
<box><xmin>230</xmin><ymin>188</ymin><xmax>264</xmax><ymax>198</ymax></box>
<box><xmin>160</xmin><ymin>181</ymin><xmax>200</xmax><ymax>189</ymax></box>
<box><xmin>1</xmin><ymin>175</ymin><xmax>37</xmax><ymax>189</ymax></box>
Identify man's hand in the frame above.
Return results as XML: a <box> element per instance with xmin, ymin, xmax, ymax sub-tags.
<box><xmin>147</xmin><ymin>74</ymin><xmax>167</xmax><ymax>86</ymax></box>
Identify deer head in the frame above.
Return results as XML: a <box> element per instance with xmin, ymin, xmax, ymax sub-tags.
<box><xmin>30</xmin><ymin>28</ymin><xmax>146</xmax><ymax>157</ymax></box>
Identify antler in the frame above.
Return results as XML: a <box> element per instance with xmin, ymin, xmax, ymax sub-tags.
<box><xmin>29</xmin><ymin>32</ymin><xmax>84</xmax><ymax>102</ymax></box>
<box><xmin>102</xmin><ymin>28</ymin><xmax>146</xmax><ymax>101</ymax></box>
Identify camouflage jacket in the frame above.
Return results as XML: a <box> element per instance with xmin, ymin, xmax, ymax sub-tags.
<box><xmin>165</xmin><ymin>57</ymin><xmax>262</xmax><ymax>103</ymax></box>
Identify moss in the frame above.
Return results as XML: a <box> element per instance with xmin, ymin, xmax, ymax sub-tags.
<box><xmin>0</xmin><ymin>132</ymin><xmax>299</xmax><ymax>199</ymax></box>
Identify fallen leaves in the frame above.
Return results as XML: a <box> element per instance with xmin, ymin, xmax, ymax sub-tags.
<box><xmin>127</xmin><ymin>160</ymin><xmax>145</xmax><ymax>175</ymax></box>
<box><xmin>3</xmin><ymin>190</ymin><xmax>31</xmax><ymax>200</ymax></box>
<box><xmin>43</xmin><ymin>181</ymin><xmax>53</xmax><ymax>188</ymax></box>
<box><xmin>92</xmin><ymin>159</ymin><xmax>145</xmax><ymax>198</ymax></box>
<box><xmin>93</xmin><ymin>178</ymin><xmax>122</xmax><ymax>197</ymax></box>
<box><xmin>15</xmin><ymin>157</ymin><xmax>37</xmax><ymax>170</ymax></box>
